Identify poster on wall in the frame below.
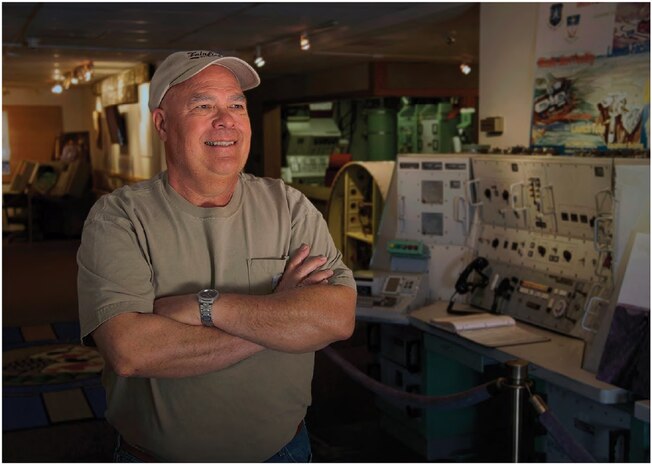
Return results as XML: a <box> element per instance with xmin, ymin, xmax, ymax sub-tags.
<box><xmin>531</xmin><ymin>3</ymin><xmax>650</xmax><ymax>152</ymax></box>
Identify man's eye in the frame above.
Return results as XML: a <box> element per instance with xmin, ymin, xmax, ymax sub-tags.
<box><xmin>231</xmin><ymin>104</ymin><xmax>245</xmax><ymax>110</ymax></box>
<box><xmin>196</xmin><ymin>104</ymin><xmax>212</xmax><ymax>110</ymax></box>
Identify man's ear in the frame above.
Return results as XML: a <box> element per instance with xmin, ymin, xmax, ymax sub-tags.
<box><xmin>152</xmin><ymin>109</ymin><xmax>167</xmax><ymax>141</ymax></box>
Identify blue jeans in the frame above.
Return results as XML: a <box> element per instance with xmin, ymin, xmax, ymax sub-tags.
<box><xmin>265</xmin><ymin>421</ymin><xmax>312</xmax><ymax>463</ymax></box>
<box><xmin>114</xmin><ymin>422</ymin><xmax>312</xmax><ymax>463</ymax></box>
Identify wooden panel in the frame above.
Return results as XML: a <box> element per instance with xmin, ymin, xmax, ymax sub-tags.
<box><xmin>3</xmin><ymin>105</ymin><xmax>63</xmax><ymax>183</ymax></box>
<box><xmin>373</xmin><ymin>62</ymin><xmax>479</xmax><ymax>98</ymax></box>
<box><xmin>261</xmin><ymin>63</ymin><xmax>371</xmax><ymax>103</ymax></box>
<box><xmin>262</xmin><ymin>105</ymin><xmax>282</xmax><ymax>179</ymax></box>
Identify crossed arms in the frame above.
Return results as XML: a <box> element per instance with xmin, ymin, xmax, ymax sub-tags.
<box><xmin>91</xmin><ymin>244</ymin><xmax>356</xmax><ymax>378</ymax></box>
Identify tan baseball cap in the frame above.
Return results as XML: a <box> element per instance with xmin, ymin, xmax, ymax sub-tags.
<box><xmin>148</xmin><ymin>50</ymin><xmax>261</xmax><ymax>112</ymax></box>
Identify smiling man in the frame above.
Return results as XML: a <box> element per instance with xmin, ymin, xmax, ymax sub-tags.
<box><xmin>77</xmin><ymin>51</ymin><xmax>356</xmax><ymax>462</ymax></box>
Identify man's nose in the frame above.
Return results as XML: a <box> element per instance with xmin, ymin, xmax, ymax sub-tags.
<box><xmin>211</xmin><ymin>108</ymin><xmax>235</xmax><ymax>128</ymax></box>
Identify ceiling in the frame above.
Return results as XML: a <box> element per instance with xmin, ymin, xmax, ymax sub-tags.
<box><xmin>2</xmin><ymin>2</ymin><xmax>479</xmax><ymax>91</ymax></box>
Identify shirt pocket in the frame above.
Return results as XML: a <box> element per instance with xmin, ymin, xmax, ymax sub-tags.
<box><xmin>247</xmin><ymin>257</ymin><xmax>288</xmax><ymax>295</ymax></box>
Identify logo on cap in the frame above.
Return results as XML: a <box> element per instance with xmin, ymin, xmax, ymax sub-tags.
<box><xmin>187</xmin><ymin>51</ymin><xmax>223</xmax><ymax>60</ymax></box>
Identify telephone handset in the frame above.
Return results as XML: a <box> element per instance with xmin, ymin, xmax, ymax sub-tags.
<box><xmin>455</xmin><ymin>256</ymin><xmax>490</xmax><ymax>294</ymax></box>
<box><xmin>447</xmin><ymin>257</ymin><xmax>490</xmax><ymax>314</ymax></box>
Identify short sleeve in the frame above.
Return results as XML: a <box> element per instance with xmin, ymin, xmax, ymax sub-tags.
<box><xmin>287</xmin><ymin>190</ymin><xmax>356</xmax><ymax>290</ymax></box>
<box><xmin>77</xmin><ymin>214</ymin><xmax>155</xmax><ymax>342</ymax></box>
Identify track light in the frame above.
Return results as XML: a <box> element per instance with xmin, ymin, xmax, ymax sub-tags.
<box><xmin>300</xmin><ymin>32</ymin><xmax>310</xmax><ymax>51</ymax></box>
<box><xmin>51</xmin><ymin>83</ymin><xmax>63</xmax><ymax>94</ymax></box>
<box><xmin>54</xmin><ymin>62</ymin><xmax>94</xmax><ymax>92</ymax></box>
<box><xmin>254</xmin><ymin>45</ymin><xmax>265</xmax><ymax>68</ymax></box>
<box><xmin>460</xmin><ymin>63</ymin><xmax>471</xmax><ymax>75</ymax></box>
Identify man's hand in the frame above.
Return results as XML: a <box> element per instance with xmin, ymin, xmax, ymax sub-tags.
<box><xmin>153</xmin><ymin>294</ymin><xmax>199</xmax><ymax>325</ymax></box>
<box><xmin>274</xmin><ymin>243</ymin><xmax>334</xmax><ymax>293</ymax></box>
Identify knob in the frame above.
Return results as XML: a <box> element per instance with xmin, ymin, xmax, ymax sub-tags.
<box><xmin>551</xmin><ymin>299</ymin><xmax>568</xmax><ymax>318</ymax></box>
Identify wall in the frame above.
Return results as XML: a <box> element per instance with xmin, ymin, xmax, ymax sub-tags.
<box><xmin>3</xmin><ymin>86</ymin><xmax>97</xmax><ymax>181</ymax></box>
<box><xmin>479</xmin><ymin>3</ymin><xmax>538</xmax><ymax>147</ymax></box>
<box><xmin>3</xmin><ymin>81</ymin><xmax>166</xmax><ymax>186</ymax></box>
<box><xmin>2</xmin><ymin>105</ymin><xmax>63</xmax><ymax>182</ymax></box>
<box><xmin>2</xmin><ymin>86</ymin><xmax>95</xmax><ymax>133</ymax></box>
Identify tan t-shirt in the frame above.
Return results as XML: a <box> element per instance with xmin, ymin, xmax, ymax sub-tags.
<box><xmin>77</xmin><ymin>171</ymin><xmax>355</xmax><ymax>462</ymax></box>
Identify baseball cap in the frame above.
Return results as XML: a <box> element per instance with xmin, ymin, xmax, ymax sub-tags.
<box><xmin>148</xmin><ymin>50</ymin><xmax>261</xmax><ymax>112</ymax></box>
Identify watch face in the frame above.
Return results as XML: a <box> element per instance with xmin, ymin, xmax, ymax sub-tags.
<box><xmin>198</xmin><ymin>289</ymin><xmax>219</xmax><ymax>300</ymax></box>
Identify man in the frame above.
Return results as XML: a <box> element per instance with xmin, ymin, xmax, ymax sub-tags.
<box><xmin>77</xmin><ymin>50</ymin><xmax>356</xmax><ymax>462</ymax></box>
<box><xmin>60</xmin><ymin>138</ymin><xmax>81</xmax><ymax>163</ymax></box>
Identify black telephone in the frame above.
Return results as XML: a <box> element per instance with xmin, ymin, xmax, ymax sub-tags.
<box><xmin>447</xmin><ymin>257</ymin><xmax>490</xmax><ymax>314</ymax></box>
<box><xmin>455</xmin><ymin>256</ymin><xmax>490</xmax><ymax>294</ymax></box>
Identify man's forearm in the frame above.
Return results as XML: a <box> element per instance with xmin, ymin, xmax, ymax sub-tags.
<box><xmin>151</xmin><ymin>244</ymin><xmax>357</xmax><ymax>355</ymax></box>
<box><xmin>93</xmin><ymin>312</ymin><xmax>264</xmax><ymax>378</ymax></box>
<box><xmin>212</xmin><ymin>284</ymin><xmax>356</xmax><ymax>353</ymax></box>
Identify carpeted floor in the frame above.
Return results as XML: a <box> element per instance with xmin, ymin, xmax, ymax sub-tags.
<box><xmin>3</xmin><ymin>321</ymin><xmax>106</xmax><ymax>433</ymax></box>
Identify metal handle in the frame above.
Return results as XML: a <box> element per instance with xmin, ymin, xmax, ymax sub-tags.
<box><xmin>540</xmin><ymin>185</ymin><xmax>555</xmax><ymax>215</ymax></box>
<box><xmin>510</xmin><ymin>182</ymin><xmax>527</xmax><ymax>211</ymax></box>
<box><xmin>594</xmin><ymin>188</ymin><xmax>614</xmax><ymax>216</ymax></box>
<box><xmin>581</xmin><ymin>295</ymin><xmax>609</xmax><ymax>334</ymax></box>
<box><xmin>466</xmin><ymin>178</ymin><xmax>483</xmax><ymax>207</ymax></box>
<box><xmin>593</xmin><ymin>215</ymin><xmax>613</xmax><ymax>252</ymax></box>
<box><xmin>454</xmin><ymin>196</ymin><xmax>469</xmax><ymax>235</ymax></box>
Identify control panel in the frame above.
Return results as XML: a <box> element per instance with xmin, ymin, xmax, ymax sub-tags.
<box><xmin>355</xmin><ymin>270</ymin><xmax>429</xmax><ymax>315</ymax></box>
<box><xmin>285</xmin><ymin>154</ymin><xmax>330</xmax><ymax>180</ymax></box>
<box><xmin>471</xmin><ymin>156</ymin><xmax>613</xmax><ymax>239</ymax></box>
<box><xmin>470</xmin><ymin>261</ymin><xmax>610</xmax><ymax>339</ymax></box>
<box><xmin>387</xmin><ymin>239</ymin><xmax>429</xmax><ymax>258</ymax></box>
<box><xmin>464</xmin><ymin>156</ymin><xmax>615</xmax><ymax>342</ymax></box>
<box><xmin>476</xmin><ymin>225</ymin><xmax>607</xmax><ymax>282</ymax></box>
<box><xmin>396</xmin><ymin>154</ymin><xmax>473</xmax><ymax>246</ymax></box>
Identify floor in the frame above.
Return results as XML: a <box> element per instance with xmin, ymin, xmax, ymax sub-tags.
<box><xmin>2</xmin><ymin>238</ymin><xmax>425</xmax><ymax>462</ymax></box>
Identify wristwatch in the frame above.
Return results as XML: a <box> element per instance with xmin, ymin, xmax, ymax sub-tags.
<box><xmin>197</xmin><ymin>288</ymin><xmax>219</xmax><ymax>327</ymax></box>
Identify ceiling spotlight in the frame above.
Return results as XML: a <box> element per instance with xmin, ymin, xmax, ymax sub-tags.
<box><xmin>460</xmin><ymin>63</ymin><xmax>472</xmax><ymax>75</ymax></box>
<box><xmin>300</xmin><ymin>32</ymin><xmax>310</xmax><ymax>51</ymax></box>
<box><xmin>71</xmin><ymin>76</ymin><xmax>79</xmax><ymax>85</ymax></box>
<box><xmin>51</xmin><ymin>84</ymin><xmax>63</xmax><ymax>94</ymax></box>
<box><xmin>82</xmin><ymin>63</ymin><xmax>94</xmax><ymax>81</ymax></box>
<box><xmin>254</xmin><ymin>45</ymin><xmax>265</xmax><ymax>68</ymax></box>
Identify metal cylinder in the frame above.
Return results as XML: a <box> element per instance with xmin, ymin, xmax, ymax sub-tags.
<box><xmin>366</xmin><ymin>108</ymin><xmax>397</xmax><ymax>161</ymax></box>
<box><xmin>505</xmin><ymin>359</ymin><xmax>529</xmax><ymax>463</ymax></box>
<box><xmin>529</xmin><ymin>393</ymin><xmax>548</xmax><ymax>415</ymax></box>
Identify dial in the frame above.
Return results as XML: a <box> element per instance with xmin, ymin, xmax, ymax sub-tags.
<box><xmin>551</xmin><ymin>298</ymin><xmax>568</xmax><ymax>318</ymax></box>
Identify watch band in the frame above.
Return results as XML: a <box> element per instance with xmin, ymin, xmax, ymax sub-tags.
<box><xmin>197</xmin><ymin>289</ymin><xmax>219</xmax><ymax>327</ymax></box>
<box><xmin>199</xmin><ymin>300</ymin><xmax>214</xmax><ymax>327</ymax></box>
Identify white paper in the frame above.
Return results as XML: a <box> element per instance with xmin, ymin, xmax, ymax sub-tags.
<box><xmin>431</xmin><ymin>313</ymin><xmax>515</xmax><ymax>332</ymax></box>
<box><xmin>461</xmin><ymin>325</ymin><xmax>550</xmax><ymax>348</ymax></box>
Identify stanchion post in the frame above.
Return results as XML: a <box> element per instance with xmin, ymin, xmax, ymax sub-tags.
<box><xmin>505</xmin><ymin>359</ymin><xmax>530</xmax><ymax>463</ymax></box>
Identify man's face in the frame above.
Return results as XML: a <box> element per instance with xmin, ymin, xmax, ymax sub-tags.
<box><xmin>153</xmin><ymin>65</ymin><xmax>251</xmax><ymax>185</ymax></box>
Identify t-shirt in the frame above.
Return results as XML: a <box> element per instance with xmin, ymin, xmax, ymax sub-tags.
<box><xmin>77</xmin><ymin>171</ymin><xmax>355</xmax><ymax>462</ymax></box>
